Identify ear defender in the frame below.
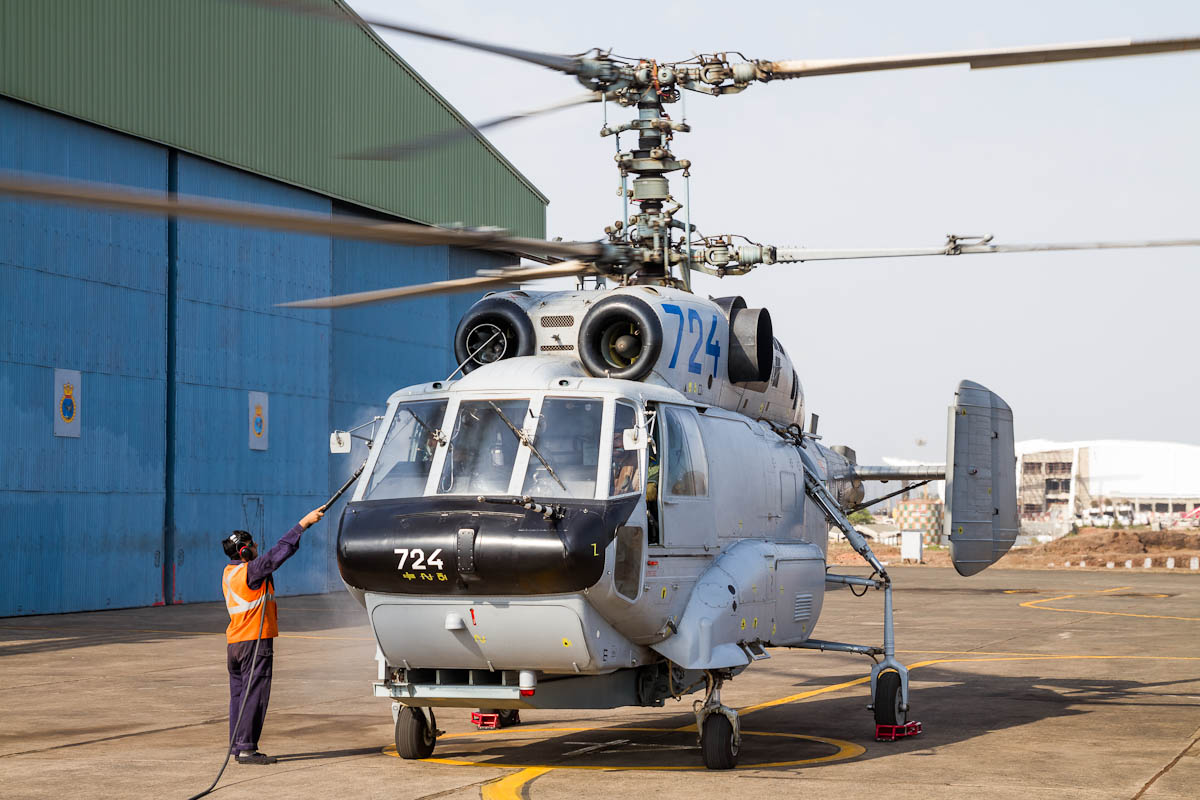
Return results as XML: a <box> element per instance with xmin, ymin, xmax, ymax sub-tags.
<box><xmin>223</xmin><ymin>530</ymin><xmax>254</xmax><ymax>560</ymax></box>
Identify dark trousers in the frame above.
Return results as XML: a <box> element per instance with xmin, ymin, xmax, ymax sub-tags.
<box><xmin>227</xmin><ymin>638</ymin><xmax>274</xmax><ymax>753</ymax></box>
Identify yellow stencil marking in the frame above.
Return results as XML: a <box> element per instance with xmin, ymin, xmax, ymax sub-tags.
<box><xmin>562</xmin><ymin>638</ymin><xmax>571</xmax><ymax>648</ymax></box>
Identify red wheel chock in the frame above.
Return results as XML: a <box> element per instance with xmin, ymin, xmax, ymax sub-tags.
<box><xmin>875</xmin><ymin>721</ymin><xmax>922</xmax><ymax>741</ymax></box>
<box><xmin>471</xmin><ymin>712</ymin><xmax>501</xmax><ymax>730</ymax></box>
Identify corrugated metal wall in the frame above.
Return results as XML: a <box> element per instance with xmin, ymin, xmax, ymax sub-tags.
<box><xmin>0</xmin><ymin>98</ymin><xmax>169</xmax><ymax>614</ymax></box>
<box><xmin>0</xmin><ymin>97</ymin><xmax>520</xmax><ymax>616</ymax></box>
<box><xmin>0</xmin><ymin>0</ymin><xmax>547</xmax><ymax>237</ymax></box>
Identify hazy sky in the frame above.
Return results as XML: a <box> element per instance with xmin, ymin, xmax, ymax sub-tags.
<box><xmin>346</xmin><ymin>0</ymin><xmax>1200</xmax><ymax>466</ymax></box>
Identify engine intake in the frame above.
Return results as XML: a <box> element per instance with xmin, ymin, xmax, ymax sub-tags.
<box><xmin>453</xmin><ymin>296</ymin><xmax>536</xmax><ymax>374</ymax></box>
<box><xmin>578</xmin><ymin>295</ymin><xmax>663</xmax><ymax>381</ymax></box>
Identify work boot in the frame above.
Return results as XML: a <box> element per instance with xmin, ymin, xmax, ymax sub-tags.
<box><xmin>235</xmin><ymin>751</ymin><xmax>277</xmax><ymax>765</ymax></box>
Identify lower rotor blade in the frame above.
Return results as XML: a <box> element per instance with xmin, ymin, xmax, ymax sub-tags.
<box><xmin>0</xmin><ymin>172</ymin><xmax>602</xmax><ymax>261</ymax></box>
<box><xmin>278</xmin><ymin>261</ymin><xmax>592</xmax><ymax>309</ymax></box>
<box><xmin>772</xmin><ymin>237</ymin><xmax>1200</xmax><ymax>263</ymax></box>
<box><xmin>764</xmin><ymin>36</ymin><xmax>1200</xmax><ymax>79</ymax></box>
<box><xmin>345</xmin><ymin>93</ymin><xmax>606</xmax><ymax>161</ymax></box>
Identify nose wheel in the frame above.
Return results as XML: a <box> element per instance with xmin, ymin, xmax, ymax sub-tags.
<box><xmin>694</xmin><ymin>670</ymin><xmax>739</xmax><ymax>770</ymax></box>
<box><xmin>395</xmin><ymin>706</ymin><xmax>439</xmax><ymax>759</ymax></box>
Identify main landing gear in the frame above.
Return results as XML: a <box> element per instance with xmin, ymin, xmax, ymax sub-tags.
<box><xmin>695</xmin><ymin>670</ymin><xmax>739</xmax><ymax>770</ymax></box>
<box><xmin>797</xmin><ymin>575</ymin><xmax>913</xmax><ymax>733</ymax></box>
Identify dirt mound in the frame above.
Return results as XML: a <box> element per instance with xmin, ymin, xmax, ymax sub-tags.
<box><xmin>1032</xmin><ymin>527</ymin><xmax>1200</xmax><ymax>558</ymax></box>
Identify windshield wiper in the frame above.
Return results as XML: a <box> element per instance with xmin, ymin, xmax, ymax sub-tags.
<box><xmin>401</xmin><ymin>407</ymin><xmax>443</xmax><ymax>444</ymax></box>
<box><xmin>487</xmin><ymin>402</ymin><xmax>567</xmax><ymax>492</ymax></box>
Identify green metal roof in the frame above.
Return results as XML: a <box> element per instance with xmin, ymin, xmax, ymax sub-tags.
<box><xmin>0</xmin><ymin>0</ymin><xmax>547</xmax><ymax>238</ymax></box>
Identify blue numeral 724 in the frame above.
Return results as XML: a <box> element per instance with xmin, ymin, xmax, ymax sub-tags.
<box><xmin>662</xmin><ymin>304</ymin><xmax>720</xmax><ymax>376</ymax></box>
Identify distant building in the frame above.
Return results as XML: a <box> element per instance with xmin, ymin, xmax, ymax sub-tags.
<box><xmin>1018</xmin><ymin>440</ymin><xmax>1200</xmax><ymax>527</ymax></box>
<box><xmin>894</xmin><ymin>496</ymin><xmax>945</xmax><ymax>544</ymax></box>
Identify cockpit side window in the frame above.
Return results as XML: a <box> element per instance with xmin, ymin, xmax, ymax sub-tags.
<box><xmin>363</xmin><ymin>399</ymin><xmax>448</xmax><ymax>500</ymax></box>
<box><xmin>610</xmin><ymin>402</ymin><xmax>641</xmax><ymax>496</ymax></box>
<box><xmin>437</xmin><ymin>398</ymin><xmax>530</xmax><ymax>495</ymax></box>
<box><xmin>665</xmin><ymin>406</ymin><xmax>708</xmax><ymax>497</ymax></box>
<box><xmin>520</xmin><ymin>397</ymin><xmax>603</xmax><ymax>498</ymax></box>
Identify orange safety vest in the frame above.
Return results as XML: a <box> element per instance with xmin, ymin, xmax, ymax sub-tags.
<box><xmin>222</xmin><ymin>562</ymin><xmax>278</xmax><ymax>643</ymax></box>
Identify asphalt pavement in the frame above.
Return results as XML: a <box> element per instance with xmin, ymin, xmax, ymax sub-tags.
<box><xmin>2</xmin><ymin>566</ymin><xmax>1197</xmax><ymax>799</ymax></box>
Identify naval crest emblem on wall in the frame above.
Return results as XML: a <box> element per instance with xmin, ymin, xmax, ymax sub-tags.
<box><xmin>59</xmin><ymin>382</ymin><xmax>76</xmax><ymax>423</ymax></box>
<box><xmin>253</xmin><ymin>404</ymin><xmax>264</xmax><ymax>438</ymax></box>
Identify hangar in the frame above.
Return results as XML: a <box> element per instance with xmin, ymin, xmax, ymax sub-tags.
<box><xmin>0</xmin><ymin>0</ymin><xmax>546</xmax><ymax>615</ymax></box>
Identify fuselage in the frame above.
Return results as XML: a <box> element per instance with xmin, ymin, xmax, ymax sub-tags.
<box><xmin>337</xmin><ymin>349</ymin><xmax>857</xmax><ymax>693</ymax></box>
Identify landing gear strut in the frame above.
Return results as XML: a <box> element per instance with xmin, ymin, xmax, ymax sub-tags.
<box><xmin>694</xmin><ymin>670</ymin><xmax>739</xmax><ymax>770</ymax></box>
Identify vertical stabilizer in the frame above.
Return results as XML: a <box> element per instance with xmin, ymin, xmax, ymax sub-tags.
<box><xmin>944</xmin><ymin>380</ymin><xmax>1018</xmax><ymax>576</ymax></box>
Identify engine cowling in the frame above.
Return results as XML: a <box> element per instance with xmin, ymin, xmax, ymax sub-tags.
<box><xmin>713</xmin><ymin>296</ymin><xmax>773</xmax><ymax>384</ymax></box>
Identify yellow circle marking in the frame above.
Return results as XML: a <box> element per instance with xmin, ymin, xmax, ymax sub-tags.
<box><xmin>382</xmin><ymin>726</ymin><xmax>863</xmax><ymax>770</ymax></box>
<box><xmin>562</xmin><ymin>638</ymin><xmax>572</xmax><ymax>648</ymax></box>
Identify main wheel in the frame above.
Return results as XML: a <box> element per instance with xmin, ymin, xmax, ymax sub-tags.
<box><xmin>700</xmin><ymin>713</ymin><xmax>739</xmax><ymax>770</ymax></box>
<box><xmin>395</xmin><ymin>707</ymin><xmax>437</xmax><ymax>759</ymax></box>
<box><xmin>874</xmin><ymin>671</ymin><xmax>907</xmax><ymax>726</ymax></box>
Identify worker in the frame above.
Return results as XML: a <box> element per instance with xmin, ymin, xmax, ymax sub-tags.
<box><xmin>220</xmin><ymin>507</ymin><xmax>324</xmax><ymax>765</ymax></box>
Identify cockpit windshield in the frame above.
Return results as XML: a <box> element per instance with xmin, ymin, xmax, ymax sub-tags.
<box><xmin>437</xmin><ymin>398</ymin><xmax>531</xmax><ymax>495</ymax></box>
<box><xmin>362</xmin><ymin>399</ymin><xmax>447</xmax><ymax>500</ymax></box>
<box><xmin>363</xmin><ymin>394</ymin><xmax>635</xmax><ymax>501</ymax></box>
<box><xmin>519</xmin><ymin>397</ymin><xmax>603</xmax><ymax>499</ymax></box>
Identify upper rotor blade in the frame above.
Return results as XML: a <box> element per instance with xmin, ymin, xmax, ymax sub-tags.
<box><xmin>246</xmin><ymin>0</ymin><xmax>581</xmax><ymax>74</ymax></box>
<box><xmin>773</xmin><ymin>237</ymin><xmax>1200</xmax><ymax>263</ymax></box>
<box><xmin>278</xmin><ymin>261</ymin><xmax>593</xmax><ymax>309</ymax></box>
<box><xmin>764</xmin><ymin>36</ymin><xmax>1200</xmax><ymax>79</ymax></box>
<box><xmin>345</xmin><ymin>93</ymin><xmax>604</xmax><ymax>161</ymax></box>
<box><xmin>0</xmin><ymin>172</ymin><xmax>603</xmax><ymax>262</ymax></box>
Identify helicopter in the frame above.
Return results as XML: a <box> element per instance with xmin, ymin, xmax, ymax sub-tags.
<box><xmin>2</xmin><ymin>2</ymin><xmax>1200</xmax><ymax>772</ymax></box>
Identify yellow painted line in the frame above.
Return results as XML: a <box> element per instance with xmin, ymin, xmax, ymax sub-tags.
<box><xmin>1097</xmin><ymin>586</ymin><xmax>1133</xmax><ymax>593</ymax></box>
<box><xmin>383</xmin><ymin>727</ymin><xmax>864</xmax><ymax>771</ymax></box>
<box><xmin>738</xmin><ymin>675</ymin><xmax>871</xmax><ymax>715</ymax></box>
<box><xmin>740</xmin><ymin>652</ymin><xmax>1200</xmax><ymax>717</ymax></box>
<box><xmin>1019</xmin><ymin>594</ymin><xmax>1200</xmax><ymax>622</ymax></box>
<box><xmin>482</xmin><ymin>766</ymin><xmax>552</xmax><ymax>800</ymax></box>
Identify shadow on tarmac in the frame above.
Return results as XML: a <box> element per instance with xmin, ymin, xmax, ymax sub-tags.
<box><xmin>421</xmin><ymin>666</ymin><xmax>1200</xmax><ymax>771</ymax></box>
<box><xmin>0</xmin><ymin>592</ymin><xmax>371</xmax><ymax>657</ymax></box>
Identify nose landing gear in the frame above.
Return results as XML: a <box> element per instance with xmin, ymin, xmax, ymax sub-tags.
<box><xmin>394</xmin><ymin>705</ymin><xmax>440</xmax><ymax>759</ymax></box>
<box><xmin>695</xmin><ymin>670</ymin><xmax>740</xmax><ymax>769</ymax></box>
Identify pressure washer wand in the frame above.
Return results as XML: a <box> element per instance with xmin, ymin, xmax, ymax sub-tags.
<box><xmin>319</xmin><ymin>460</ymin><xmax>367</xmax><ymax>513</ymax></box>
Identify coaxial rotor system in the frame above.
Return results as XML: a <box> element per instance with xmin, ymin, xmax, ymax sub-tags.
<box><xmin>2</xmin><ymin>2</ymin><xmax>1199</xmax><ymax>308</ymax></box>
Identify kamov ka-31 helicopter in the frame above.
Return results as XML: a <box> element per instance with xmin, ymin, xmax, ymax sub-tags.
<box><xmin>4</xmin><ymin>1</ymin><xmax>1200</xmax><ymax>771</ymax></box>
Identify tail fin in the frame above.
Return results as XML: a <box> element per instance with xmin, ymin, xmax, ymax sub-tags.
<box><xmin>944</xmin><ymin>380</ymin><xmax>1018</xmax><ymax>576</ymax></box>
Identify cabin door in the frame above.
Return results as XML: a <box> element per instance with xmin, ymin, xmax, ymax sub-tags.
<box><xmin>650</xmin><ymin>404</ymin><xmax>716</xmax><ymax>550</ymax></box>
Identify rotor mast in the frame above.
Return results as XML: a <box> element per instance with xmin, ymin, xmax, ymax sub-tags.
<box><xmin>598</xmin><ymin>68</ymin><xmax>691</xmax><ymax>286</ymax></box>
